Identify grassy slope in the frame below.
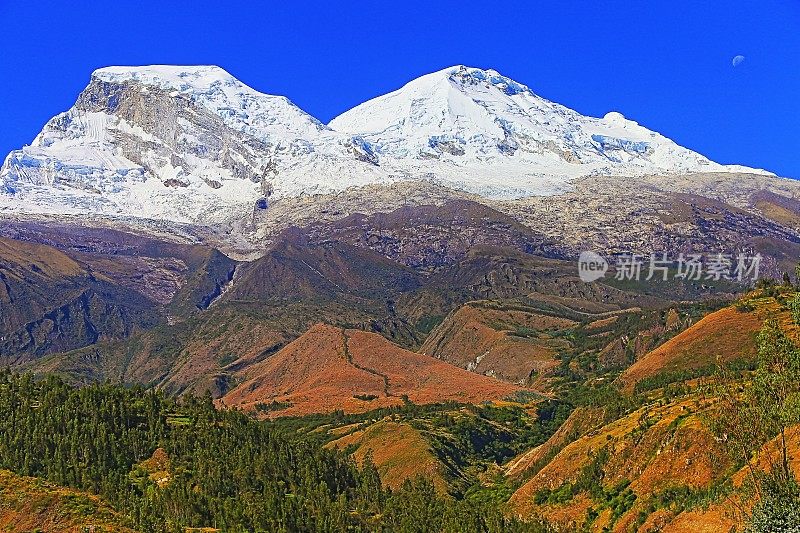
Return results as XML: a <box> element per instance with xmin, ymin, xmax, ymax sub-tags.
<box><xmin>506</xmin><ymin>395</ymin><xmax>732</xmax><ymax>530</ymax></box>
<box><xmin>0</xmin><ymin>469</ymin><xmax>133</xmax><ymax>532</ymax></box>
<box><xmin>327</xmin><ymin>420</ymin><xmax>450</xmax><ymax>493</ymax></box>
<box><xmin>276</xmin><ymin>399</ymin><xmax>563</xmax><ymax>499</ymax></box>
<box><xmin>0</xmin><ymin>237</ymin><xmax>84</xmax><ymax>280</ymax></box>
<box><xmin>504</xmin><ymin>406</ymin><xmax>607</xmax><ymax>479</ymax></box>
<box><xmin>507</xmin><ymin>398</ymin><xmax>800</xmax><ymax>532</ymax></box>
<box><xmin>221</xmin><ymin>323</ymin><xmax>524</xmax><ymax>416</ymax></box>
<box><xmin>619</xmin><ymin>295</ymin><xmax>796</xmax><ymax>392</ymax></box>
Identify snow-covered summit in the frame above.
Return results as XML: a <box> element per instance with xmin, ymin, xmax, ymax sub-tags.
<box><xmin>93</xmin><ymin>65</ymin><xmax>237</xmax><ymax>89</ymax></box>
<box><xmin>0</xmin><ymin>65</ymin><xmax>389</xmax><ymax>225</ymax></box>
<box><xmin>329</xmin><ymin>65</ymin><xmax>771</xmax><ymax>191</ymax></box>
<box><xmin>0</xmin><ymin>64</ymin><xmax>774</xmax><ymax>236</ymax></box>
<box><xmin>94</xmin><ymin>65</ymin><xmax>236</xmax><ymax>88</ymax></box>
<box><xmin>93</xmin><ymin>65</ymin><xmax>326</xmax><ymax>140</ymax></box>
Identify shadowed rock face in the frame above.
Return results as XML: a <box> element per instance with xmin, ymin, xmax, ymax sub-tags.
<box><xmin>300</xmin><ymin>199</ymin><xmax>569</xmax><ymax>273</ymax></box>
<box><xmin>0</xmin><ymin>225</ymin><xmax>240</xmax><ymax>363</ymax></box>
<box><xmin>73</xmin><ymin>77</ymin><xmax>271</xmax><ymax>187</ymax></box>
<box><xmin>0</xmin><ymin>287</ymin><xmax>153</xmax><ymax>364</ymax></box>
<box><xmin>0</xmin><ymin>236</ymin><xmax>161</xmax><ymax>362</ymax></box>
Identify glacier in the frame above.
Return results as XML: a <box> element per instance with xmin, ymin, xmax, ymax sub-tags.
<box><xmin>329</xmin><ymin>65</ymin><xmax>773</xmax><ymax>192</ymax></box>
<box><xmin>0</xmin><ymin>64</ymin><xmax>774</xmax><ymax>231</ymax></box>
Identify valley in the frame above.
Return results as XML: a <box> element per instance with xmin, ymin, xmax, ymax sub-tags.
<box><xmin>0</xmin><ymin>60</ymin><xmax>798</xmax><ymax>532</ymax></box>
<box><xmin>2</xmin><ymin>200</ymin><xmax>798</xmax><ymax>531</ymax></box>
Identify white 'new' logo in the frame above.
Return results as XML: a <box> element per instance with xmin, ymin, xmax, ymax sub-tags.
<box><xmin>578</xmin><ymin>251</ymin><xmax>608</xmax><ymax>282</ymax></box>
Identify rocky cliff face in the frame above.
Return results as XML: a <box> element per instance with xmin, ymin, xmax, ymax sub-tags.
<box><xmin>3</xmin><ymin>71</ymin><xmax>274</xmax><ymax>226</ymax></box>
<box><xmin>0</xmin><ymin>66</ymin><xmax>388</xmax><ymax>236</ymax></box>
<box><xmin>0</xmin><ymin>236</ymin><xmax>161</xmax><ymax>362</ymax></box>
<box><xmin>74</xmin><ymin>76</ymin><xmax>272</xmax><ymax>188</ymax></box>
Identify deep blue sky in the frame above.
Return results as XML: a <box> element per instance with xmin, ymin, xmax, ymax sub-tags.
<box><xmin>2</xmin><ymin>1</ymin><xmax>798</xmax><ymax>177</ymax></box>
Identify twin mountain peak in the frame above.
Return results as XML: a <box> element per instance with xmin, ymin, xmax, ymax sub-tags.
<box><xmin>0</xmin><ymin>64</ymin><xmax>775</xmax><ymax>239</ymax></box>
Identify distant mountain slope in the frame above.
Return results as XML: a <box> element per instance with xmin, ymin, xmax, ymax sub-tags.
<box><xmin>221</xmin><ymin>323</ymin><xmax>523</xmax><ymax>416</ymax></box>
<box><xmin>0</xmin><ymin>224</ymin><xmax>246</xmax><ymax>368</ymax></box>
<box><xmin>225</xmin><ymin>233</ymin><xmax>422</xmax><ymax>301</ymax></box>
<box><xmin>5</xmin><ymin>199</ymin><xmax>756</xmax><ymax>395</ymax></box>
<box><xmin>301</xmin><ymin>198</ymin><xmax>566</xmax><ymax>271</ymax></box>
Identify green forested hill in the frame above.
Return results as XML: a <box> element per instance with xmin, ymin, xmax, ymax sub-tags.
<box><xmin>0</xmin><ymin>372</ymin><xmax>552</xmax><ymax>532</ymax></box>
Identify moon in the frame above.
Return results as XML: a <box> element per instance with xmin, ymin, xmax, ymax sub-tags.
<box><xmin>732</xmin><ymin>55</ymin><xmax>745</xmax><ymax>67</ymax></box>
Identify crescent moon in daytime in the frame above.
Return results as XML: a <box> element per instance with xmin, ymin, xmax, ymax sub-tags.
<box><xmin>732</xmin><ymin>55</ymin><xmax>746</xmax><ymax>67</ymax></box>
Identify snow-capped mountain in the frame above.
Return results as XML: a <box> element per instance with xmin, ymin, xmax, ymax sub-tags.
<box><xmin>0</xmin><ymin>65</ymin><xmax>389</xmax><ymax>224</ymax></box>
<box><xmin>330</xmin><ymin>65</ymin><xmax>770</xmax><ymax>196</ymax></box>
<box><xmin>0</xmin><ymin>64</ymin><xmax>772</xmax><ymax>230</ymax></box>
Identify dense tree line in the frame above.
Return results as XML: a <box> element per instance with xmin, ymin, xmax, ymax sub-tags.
<box><xmin>0</xmin><ymin>372</ymin><xmax>552</xmax><ymax>532</ymax></box>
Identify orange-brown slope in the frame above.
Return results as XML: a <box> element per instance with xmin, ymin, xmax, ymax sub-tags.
<box><xmin>506</xmin><ymin>397</ymin><xmax>733</xmax><ymax>531</ymax></box>
<box><xmin>419</xmin><ymin>302</ymin><xmax>575</xmax><ymax>384</ymax></box>
<box><xmin>221</xmin><ymin>323</ymin><xmax>523</xmax><ymax>416</ymax></box>
<box><xmin>0</xmin><ymin>469</ymin><xmax>133</xmax><ymax>532</ymax></box>
<box><xmin>507</xmin><ymin>397</ymin><xmax>800</xmax><ymax>532</ymax></box>
<box><xmin>326</xmin><ymin>420</ymin><xmax>449</xmax><ymax>492</ymax></box>
<box><xmin>618</xmin><ymin>303</ymin><xmax>772</xmax><ymax>391</ymax></box>
<box><xmin>504</xmin><ymin>406</ymin><xmax>606</xmax><ymax>479</ymax></box>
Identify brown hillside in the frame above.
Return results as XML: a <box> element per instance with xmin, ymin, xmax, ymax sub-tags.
<box><xmin>326</xmin><ymin>420</ymin><xmax>449</xmax><ymax>492</ymax></box>
<box><xmin>752</xmin><ymin>190</ymin><xmax>800</xmax><ymax>230</ymax></box>
<box><xmin>420</xmin><ymin>302</ymin><xmax>575</xmax><ymax>384</ymax></box>
<box><xmin>0</xmin><ymin>469</ymin><xmax>133</xmax><ymax>532</ymax></box>
<box><xmin>0</xmin><ymin>236</ymin><xmax>83</xmax><ymax>279</ymax></box>
<box><xmin>221</xmin><ymin>323</ymin><xmax>523</xmax><ymax>416</ymax></box>
<box><xmin>507</xmin><ymin>397</ymin><xmax>733</xmax><ymax>531</ymax></box>
<box><xmin>32</xmin><ymin>294</ymin><xmax>400</xmax><ymax>398</ymax></box>
<box><xmin>618</xmin><ymin>303</ymin><xmax>772</xmax><ymax>391</ymax></box>
<box><xmin>507</xmin><ymin>389</ymin><xmax>800</xmax><ymax>532</ymax></box>
<box><xmin>302</xmin><ymin>199</ymin><xmax>563</xmax><ymax>273</ymax></box>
